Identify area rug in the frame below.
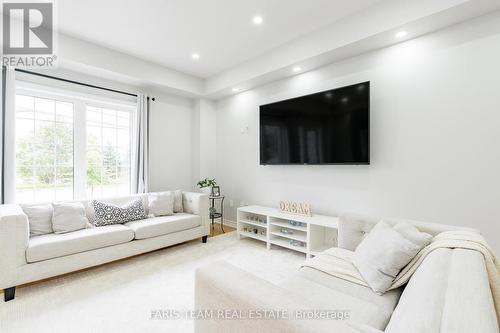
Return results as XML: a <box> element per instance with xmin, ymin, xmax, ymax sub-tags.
<box><xmin>0</xmin><ymin>232</ymin><xmax>305</xmax><ymax>333</ymax></box>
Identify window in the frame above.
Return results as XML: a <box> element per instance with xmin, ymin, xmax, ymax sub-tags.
<box><xmin>14</xmin><ymin>85</ymin><xmax>136</xmax><ymax>203</ymax></box>
<box><xmin>86</xmin><ymin>106</ymin><xmax>131</xmax><ymax>198</ymax></box>
<box><xmin>15</xmin><ymin>95</ymin><xmax>74</xmax><ymax>203</ymax></box>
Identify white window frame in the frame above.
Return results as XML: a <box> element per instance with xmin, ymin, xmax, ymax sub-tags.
<box><xmin>14</xmin><ymin>81</ymin><xmax>137</xmax><ymax>202</ymax></box>
<box><xmin>81</xmin><ymin>101</ymin><xmax>135</xmax><ymax>200</ymax></box>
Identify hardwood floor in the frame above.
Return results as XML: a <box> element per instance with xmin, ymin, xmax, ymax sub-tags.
<box><xmin>209</xmin><ymin>222</ymin><xmax>235</xmax><ymax>237</ymax></box>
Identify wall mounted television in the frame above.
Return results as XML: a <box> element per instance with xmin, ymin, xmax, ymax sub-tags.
<box><xmin>259</xmin><ymin>82</ymin><xmax>370</xmax><ymax>165</ymax></box>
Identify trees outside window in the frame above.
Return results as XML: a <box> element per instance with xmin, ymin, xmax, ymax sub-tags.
<box><xmin>15</xmin><ymin>91</ymin><xmax>134</xmax><ymax>204</ymax></box>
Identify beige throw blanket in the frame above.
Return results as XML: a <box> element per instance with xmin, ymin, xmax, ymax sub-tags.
<box><xmin>301</xmin><ymin>231</ymin><xmax>500</xmax><ymax>323</ymax></box>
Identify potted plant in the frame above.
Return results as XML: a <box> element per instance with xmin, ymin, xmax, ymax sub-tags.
<box><xmin>197</xmin><ymin>178</ymin><xmax>217</xmax><ymax>194</ymax></box>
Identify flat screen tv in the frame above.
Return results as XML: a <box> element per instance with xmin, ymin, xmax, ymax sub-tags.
<box><xmin>259</xmin><ymin>82</ymin><xmax>370</xmax><ymax>165</ymax></box>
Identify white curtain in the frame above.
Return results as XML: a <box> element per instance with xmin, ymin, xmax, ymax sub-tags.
<box><xmin>0</xmin><ymin>67</ymin><xmax>3</xmax><ymax>204</ymax></box>
<box><xmin>133</xmin><ymin>93</ymin><xmax>150</xmax><ymax>193</ymax></box>
<box><xmin>1</xmin><ymin>67</ymin><xmax>16</xmax><ymax>204</ymax></box>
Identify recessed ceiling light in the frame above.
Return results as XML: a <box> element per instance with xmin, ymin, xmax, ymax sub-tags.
<box><xmin>191</xmin><ymin>53</ymin><xmax>200</xmax><ymax>60</ymax></box>
<box><xmin>395</xmin><ymin>30</ymin><xmax>408</xmax><ymax>39</ymax></box>
<box><xmin>292</xmin><ymin>66</ymin><xmax>302</xmax><ymax>72</ymax></box>
<box><xmin>232</xmin><ymin>88</ymin><xmax>240</xmax><ymax>92</ymax></box>
<box><xmin>253</xmin><ymin>16</ymin><xmax>263</xmax><ymax>25</ymax></box>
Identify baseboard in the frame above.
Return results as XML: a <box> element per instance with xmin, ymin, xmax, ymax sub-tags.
<box><xmin>211</xmin><ymin>219</ymin><xmax>237</xmax><ymax>228</ymax></box>
<box><xmin>221</xmin><ymin>219</ymin><xmax>237</xmax><ymax>228</ymax></box>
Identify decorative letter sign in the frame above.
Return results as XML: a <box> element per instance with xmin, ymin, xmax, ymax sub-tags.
<box><xmin>279</xmin><ymin>201</ymin><xmax>312</xmax><ymax>217</ymax></box>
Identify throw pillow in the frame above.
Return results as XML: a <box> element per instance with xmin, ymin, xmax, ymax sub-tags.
<box><xmin>392</xmin><ymin>222</ymin><xmax>433</xmax><ymax>248</ymax></box>
<box><xmin>92</xmin><ymin>199</ymin><xmax>147</xmax><ymax>227</ymax></box>
<box><xmin>52</xmin><ymin>202</ymin><xmax>89</xmax><ymax>234</ymax></box>
<box><xmin>148</xmin><ymin>192</ymin><xmax>174</xmax><ymax>217</ymax></box>
<box><xmin>83</xmin><ymin>195</ymin><xmax>148</xmax><ymax>225</ymax></box>
<box><xmin>21</xmin><ymin>203</ymin><xmax>54</xmax><ymax>237</ymax></box>
<box><xmin>353</xmin><ymin>221</ymin><xmax>432</xmax><ymax>294</ymax></box>
<box><xmin>172</xmin><ymin>190</ymin><xmax>183</xmax><ymax>213</ymax></box>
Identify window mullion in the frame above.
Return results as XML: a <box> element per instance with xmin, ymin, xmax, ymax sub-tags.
<box><xmin>31</xmin><ymin>100</ymin><xmax>36</xmax><ymax>202</ymax></box>
<box><xmin>53</xmin><ymin>113</ymin><xmax>57</xmax><ymax>199</ymax></box>
<box><xmin>73</xmin><ymin>101</ymin><xmax>87</xmax><ymax>200</ymax></box>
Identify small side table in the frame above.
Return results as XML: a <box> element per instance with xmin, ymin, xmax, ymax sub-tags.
<box><xmin>209</xmin><ymin>196</ymin><xmax>225</xmax><ymax>233</ymax></box>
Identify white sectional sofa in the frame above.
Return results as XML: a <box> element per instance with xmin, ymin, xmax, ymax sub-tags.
<box><xmin>0</xmin><ymin>191</ymin><xmax>209</xmax><ymax>302</ymax></box>
<box><xmin>195</xmin><ymin>217</ymin><xmax>499</xmax><ymax>333</ymax></box>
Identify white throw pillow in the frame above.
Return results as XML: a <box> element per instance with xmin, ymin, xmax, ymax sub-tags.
<box><xmin>392</xmin><ymin>222</ymin><xmax>433</xmax><ymax>248</ymax></box>
<box><xmin>354</xmin><ymin>221</ymin><xmax>432</xmax><ymax>294</ymax></box>
<box><xmin>172</xmin><ymin>190</ymin><xmax>183</xmax><ymax>213</ymax></box>
<box><xmin>21</xmin><ymin>203</ymin><xmax>53</xmax><ymax>237</ymax></box>
<box><xmin>149</xmin><ymin>192</ymin><xmax>174</xmax><ymax>216</ymax></box>
<box><xmin>52</xmin><ymin>202</ymin><xmax>89</xmax><ymax>234</ymax></box>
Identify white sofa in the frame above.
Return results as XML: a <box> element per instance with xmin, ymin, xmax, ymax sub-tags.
<box><xmin>195</xmin><ymin>216</ymin><xmax>499</xmax><ymax>333</ymax></box>
<box><xmin>0</xmin><ymin>191</ymin><xmax>209</xmax><ymax>302</ymax></box>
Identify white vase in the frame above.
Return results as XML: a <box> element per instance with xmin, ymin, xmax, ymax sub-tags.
<box><xmin>200</xmin><ymin>187</ymin><xmax>212</xmax><ymax>194</ymax></box>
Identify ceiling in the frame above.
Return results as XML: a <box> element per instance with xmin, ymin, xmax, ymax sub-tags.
<box><xmin>53</xmin><ymin>0</ymin><xmax>500</xmax><ymax>99</ymax></box>
<box><xmin>57</xmin><ymin>0</ymin><xmax>382</xmax><ymax>78</ymax></box>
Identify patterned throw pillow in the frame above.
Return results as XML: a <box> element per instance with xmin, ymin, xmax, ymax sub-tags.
<box><xmin>92</xmin><ymin>199</ymin><xmax>147</xmax><ymax>227</ymax></box>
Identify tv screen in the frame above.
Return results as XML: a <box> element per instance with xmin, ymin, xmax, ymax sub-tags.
<box><xmin>260</xmin><ymin>82</ymin><xmax>370</xmax><ymax>165</ymax></box>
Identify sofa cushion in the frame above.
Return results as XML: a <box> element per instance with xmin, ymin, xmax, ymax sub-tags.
<box><xmin>338</xmin><ymin>214</ymin><xmax>475</xmax><ymax>251</ymax></box>
<box><xmin>297</xmin><ymin>266</ymin><xmax>403</xmax><ymax>309</ymax></box>
<box><xmin>26</xmin><ymin>225</ymin><xmax>134</xmax><ymax>263</ymax></box>
<box><xmin>385</xmin><ymin>248</ymin><xmax>499</xmax><ymax>333</ymax></box>
<box><xmin>172</xmin><ymin>190</ymin><xmax>184</xmax><ymax>213</ymax></box>
<box><xmin>124</xmin><ymin>213</ymin><xmax>201</xmax><ymax>239</ymax></box>
<box><xmin>21</xmin><ymin>203</ymin><xmax>54</xmax><ymax>237</ymax></box>
<box><xmin>280</xmin><ymin>267</ymin><xmax>401</xmax><ymax>331</ymax></box>
<box><xmin>148</xmin><ymin>192</ymin><xmax>174</xmax><ymax>217</ymax></box>
<box><xmin>354</xmin><ymin>221</ymin><xmax>432</xmax><ymax>294</ymax></box>
<box><xmin>281</xmin><ymin>266</ymin><xmax>402</xmax><ymax>330</ymax></box>
<box><xmin>52</xmin><ymin>202</ymin><xmax>89</xmax><ymax>234</ymax></box>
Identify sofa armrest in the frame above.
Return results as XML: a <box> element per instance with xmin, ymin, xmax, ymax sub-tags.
<box><xmin>182</xmin><ymin>192</ymin><xmax>209</xmax><ymax>235</ymax></box>
<box><xmin>195</xmin><ymin>261</ymin><xmax>366</xmax><ymax>333</ymax></box>
<box><xmin>0</xmin><ymin>204</ymin><xmax>29</xmax><ymax>289</ymax></box>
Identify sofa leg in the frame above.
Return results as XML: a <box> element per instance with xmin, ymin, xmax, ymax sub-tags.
<box><xmin>202</xmin><ymin>235</ymin><xmax>208</xmax><ymax>243</ymax></box>
<box><xmin>4</xmin><ymin>287</ymin><xmax>16</xmax><ymax>302</ymax></box>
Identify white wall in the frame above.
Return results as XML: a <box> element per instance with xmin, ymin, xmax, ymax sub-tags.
<box><xmin>215</xmin><ymin>12</ymin><xmax>500</xmax><ymax>251</ymax></box>
<box><xmin>149</xmin><ymin>92</ymin><xmax>195</xmax><ymax>192</ymax></box>
<box><xmin>191</xmin><ymin>99</ymin><xmax>217</xmax><ymax>189</ymax></box>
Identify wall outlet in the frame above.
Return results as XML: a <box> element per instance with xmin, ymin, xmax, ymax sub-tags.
<box><xmin>229</xmin><ymin>200</ymin><xmax>234</xmax><ymax>207</ymax></box>
<box><xmin>240</xmin><ymin>201</ymin><xmax>246</xmax><ymax>207</ymax></box>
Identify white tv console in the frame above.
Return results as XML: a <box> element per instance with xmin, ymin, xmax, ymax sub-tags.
<box><xmin>237</xmin><ymin>205</ymin><xmax>339</xmax><ymax>258</ymax></box>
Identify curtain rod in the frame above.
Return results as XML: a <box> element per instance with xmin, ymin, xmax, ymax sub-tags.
<box><xmin>14</xmin><ymin>68</ymin><xmax>141</xmax><ymax>98</ymax></box>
